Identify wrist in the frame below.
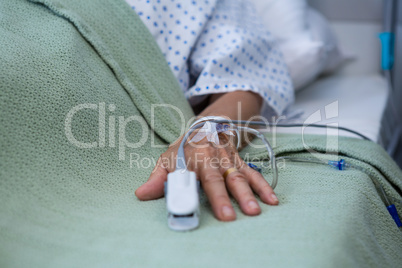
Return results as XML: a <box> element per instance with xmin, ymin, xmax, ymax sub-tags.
<box><xmin>188</xmin><ymin>117</ymin><xmax>240</xmax><ymax>149</ymax></box>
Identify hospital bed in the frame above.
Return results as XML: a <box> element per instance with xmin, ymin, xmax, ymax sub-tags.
<box><xmin>272</xmin><ymin>0</ymin><xmax>402</xmax><ymax>167</ymax></box>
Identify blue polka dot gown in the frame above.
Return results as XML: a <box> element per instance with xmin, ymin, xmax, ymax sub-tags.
<box><xmin>125</xmin><ymin>0</ymin><xmax>294</xmax><ymax>115</ymax></box>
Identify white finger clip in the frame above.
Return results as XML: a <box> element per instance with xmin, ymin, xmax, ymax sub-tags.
<box><xmin>165</xmin><ymin>169</ymin><xmax>200</xmax><ymax>231</ymax></box>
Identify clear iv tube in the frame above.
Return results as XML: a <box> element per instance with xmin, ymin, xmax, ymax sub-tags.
<box><xmin>276</xmin><ymin>156</ymin><xmax>392</xmax><ymax>207</ymax></box>
<box><xmin>177</xmin><ymin>120</ymin><xmax>279</xmax><ymax>189</ymax></box>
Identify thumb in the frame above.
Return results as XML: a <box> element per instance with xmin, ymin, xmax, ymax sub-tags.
<box><xmin>135</xmin><ymin>161</ymin><xmax>168</xmax><ymax>200</ymax></box>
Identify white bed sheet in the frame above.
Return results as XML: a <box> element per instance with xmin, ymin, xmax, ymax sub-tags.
<box><xmin>264</xmin><ymin>74</ymin><xmax>388</xmax><ymax>142</ymax></box>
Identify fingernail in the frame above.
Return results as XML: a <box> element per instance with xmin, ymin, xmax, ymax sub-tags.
<box><xmin>222</xmin><ymin>206</ymin><xmax>235</xmax><ymax>218</ymax></box>
<box><xmin>248</xmin><ymin>200</ymin><xmax>259</xmax><ymax>210</ymax></box>
<box><xmin>271</xmin><ymin>194</ymin><xmax>279</xmax><ymax>202</ymax></box>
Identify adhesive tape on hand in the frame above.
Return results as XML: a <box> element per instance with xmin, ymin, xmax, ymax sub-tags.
<box><xmin>189</xmin><ymin>121</ymin><xmax>234</xmax><ymax>145</ymax></box>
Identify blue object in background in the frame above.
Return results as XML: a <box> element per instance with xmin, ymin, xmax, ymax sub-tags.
<box><xmin>379</xmin><ymin>32</ymin><xmax>395</xmax><ymax>70</ymax></box>
<box><xmin>247</xmin><ymin>163</ymin><xmax>262</xmax><ymax>173</ymax></box>
<box><xmin>328</xmin><ymin>159</ymin><xmax>347</xmax><ymax>170</ymax></box>
<box><xmin>387</xmin><ymin>204</ymin><xmax>402</xmax><ymax>228</ymax></box>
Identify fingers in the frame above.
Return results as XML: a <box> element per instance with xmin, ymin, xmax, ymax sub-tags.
<box><xmin>218</xmin><ymin>148</ymin><xmax>261</xmax><ymax>216</ymax></box>
<box><xmin>135</xmin><ymin>157</ymin><xmax>168</xmax><ymax>200</ymax></box>
<box><xmin>137</xmin><ymin>137</ymin><xmax>279</xmax><ymax>225</ymax></box>
<box><xmin>200</xmin><ymin>166</ymin><xmax>236</xmax><ymax>221</ymax></box>
<box><xmin>236</xmin><ymin>156</ymin><xmax>279</xmax><ymax>205</ymax></box>
<box><xmin>223</xmin><ymin>169</ymin><xmax>262</xmax><ymax>216</ymax></box>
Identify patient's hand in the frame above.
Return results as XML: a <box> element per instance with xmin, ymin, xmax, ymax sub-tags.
<box><xmin>135</xmin><ymin>131</ymin><xmax>279</xmax><ymax>221</ymax></box>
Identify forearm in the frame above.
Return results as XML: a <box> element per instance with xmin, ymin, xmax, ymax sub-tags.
<box><xmin>199</xmin><ymin>91</ymin><xmax>263</xmax><ymax>120</ymax></box>
<box><xmin>198</xmin><ymin>91</ymin><xmax>263</xmax><ymax>147</ymax></box>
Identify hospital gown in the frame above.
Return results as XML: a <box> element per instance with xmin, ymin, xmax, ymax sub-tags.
<box><xmin>125</xmin><ymin>0</ymin><xmax>294</xmax><ymax>115</ymax></box>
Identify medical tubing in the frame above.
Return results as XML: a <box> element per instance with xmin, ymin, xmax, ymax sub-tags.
<box><xmin>274</xmin><ymin>123</ymin><xmax>371</xmax><ymax>141</ymax></box>
<box><xmin>278</xmin><ymin>156</ymin><xmax>351</xmax><ymax>171</ymax></box>
<box><xmin>176</xmin><ymin>122</ymin><xmax>206</xmax><ymax>170</ymax></box>
<box><xmin>278</xmin><ymin>156</ymin><xmax>399</xmax><ymax>224</ymax></box>
<box><xmin>237</xmin><ymin>126</ymin><xmax>278</xmax><ymax>189</ymax></box>
<box><xmin>338</xmin><ymin>161</ymin><xmax>392</xmax><ymax>207</ymax></box>
<box><xmin>178</xmin><ymin>118</ymin><xmax>371</xmax><ymax>189</ymax></box>
<box><xmin>277</xmin><ymin>156</ymin><xmax>391</xmax><ymax>205</ymax></box>
<box><xmin>190</xmin><ymin>117</ymin><xmax>241</xmax><ymax>149</ymax></box>
<box><xmin>177</xmin><ymin>119</ymin><xmax>279</xmax><ymax>189</ymax></box>
<box><xmin>277</xmin><ymin>156</ymin><xmax>327</xmax><ymax>165</ymax></box>
<box><xmin>215</xmin><ymin>120</ymin><xmax>371</xmax><ymax>141</ymax></box>
<box><xmin>191</xmin><ymin>118</ymin><xmax>371</xmax><ymax>140</ymax></box>
<box><xmin>178</xmin><ymin>120</ymin><xmax>401</xmax><ymax>228</ymax></box>
<box><xmin>384</xmin><ymin>69</ymin><xmax>402</xmax><ymax>136</ymax></box>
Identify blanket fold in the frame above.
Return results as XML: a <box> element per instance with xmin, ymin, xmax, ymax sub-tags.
<box><xmin>29</xmin><ymin>0</ymin><xmax>195</xmax><ymax>143</ymax></box>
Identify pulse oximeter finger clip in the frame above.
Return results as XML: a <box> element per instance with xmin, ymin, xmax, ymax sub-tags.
<box><xmin>165</xmin><ymin>117</ymin><xmax>278</xmax><ymax>231</ymax></box>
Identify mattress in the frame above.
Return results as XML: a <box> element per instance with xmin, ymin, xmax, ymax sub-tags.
<box><xmin>264</xmin><ymin>74</ymin><xmax>389</xmax><ymax>142</ymax></box>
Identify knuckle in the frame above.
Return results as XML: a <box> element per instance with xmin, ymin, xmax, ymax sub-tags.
<box><xmin>159</xmin><ymin>155</ymin><xmax>170</xmax><ymax>168</ymax></box>
<box><xmin>214</xmin><ymin>194</ymin><xmax>229</xmax><ymax>203</ymax></box>
<box><xmin>218</xmin><ymin>148</ymin><xmax>230</xmax><ymax>158</ymax></box>
<box><xmin>157</xmin><ymin>154</ymin><xmax>164</xmax><ymax>164</ymax></box>
<box><xmin>226</xmin><ymin>173</ymin><xmax>246</xmax><ymax>184</ymax></box>
<box><xmin>203</xmin><ymin>173</ymin><xmax>224</xmax><ymax>184</ymax></box>
<box><xmin>243</xmin><ymin>164</ymin><xmax>263</xmax><ymax>177</ymax></box>
<box><xmin>234</xmin><ymin>158</ymin><xmax>244</xmax><ymax>169</ymax></box>
<box><xmin>250</xmin><ymin>169</ymin><xmax>264</xmax><ymax>178</ymax></box>
<box><xmin>195</xmin><ymin>143</ymin><xmax>216</xmax><ymax>155</ymax></box>
<box><xmin>205</xmin><ymin>144</ymin><xmax>217</xmax><ymax>154</ymax></box>
<box><xmin>159</xmin><ymin>152</ymin><xmax>168</xmax><ymax>161</ymax></box>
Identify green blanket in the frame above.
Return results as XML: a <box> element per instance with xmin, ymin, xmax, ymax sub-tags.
<box><xmin>1</xmin><ymin>0</ymin><xmax>401</xmax><ymax>267</ymax></box>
